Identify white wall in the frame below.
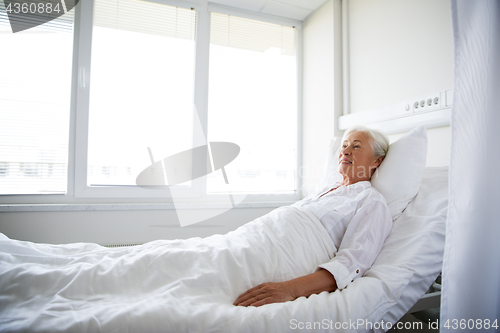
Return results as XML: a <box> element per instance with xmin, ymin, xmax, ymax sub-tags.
<box><xmin>348</xmin><ymin>0</ymin><xmax>454</xmax><ymax>113</ymax></box>
<box><xmin>348</xmin><ymin>0</ymin><xmax>453</xmax><ymax>166</ymax></box>
<box><xmin>0</xmin><ymin>207</ymin><xmax>274</xmax><ymax>245</ymax></box>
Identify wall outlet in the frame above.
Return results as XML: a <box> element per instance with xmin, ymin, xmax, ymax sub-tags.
<box><xmin>412</xmin><ymin>92</ymin><xmax>445</xmax><ymax>113</ymax></box>
<box><xmin>411</xmin><ymin>92</ymin><xmax>446</xmax><ymax>112</ymax></box>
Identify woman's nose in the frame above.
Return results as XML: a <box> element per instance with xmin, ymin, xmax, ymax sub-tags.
<box><xmin>341</xmin><ymin>146</ymin><xmax>352</xmax><ymax>154</ymax></box>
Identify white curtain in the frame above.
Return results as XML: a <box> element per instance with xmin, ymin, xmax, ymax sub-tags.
<box><xmin>441</xmin><ymin>0</ymin><xmax>500</xmax><ymax>329</ymax></box>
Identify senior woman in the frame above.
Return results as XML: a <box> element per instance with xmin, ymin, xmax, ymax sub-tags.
<box><xmin>234</xmin><ymin>126</ymin><xmax>392</xmax><ymax>307</ymax></box>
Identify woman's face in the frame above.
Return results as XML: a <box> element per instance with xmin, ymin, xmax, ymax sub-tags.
<box><xmin>338</xmin><ymin>131</ymin><xmax>383</xmax><ymax>184</ymax></box>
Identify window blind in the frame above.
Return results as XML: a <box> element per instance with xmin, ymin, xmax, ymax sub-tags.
<box><xmin>0</xmin><ymin>3</ymin><xmax>74</xmax><ymax>194</ymax></box>
<box><xmin>93</xmin><ymin>0</ymin><xmax>195</xmax><ymax>40</ymax></box>
<box><xmin>210</xmin><ymin>12</ymin><xmax>296</xmax><ymax>56</ymax></box>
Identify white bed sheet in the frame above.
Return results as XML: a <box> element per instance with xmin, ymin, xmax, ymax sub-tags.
<box><xmin>375</xmin><ymin>166</ymin><xmax>448</xmax><ymax>330</ymax></box>
<box><xmin>0</xmin><ymin>167</ymin><xmax>448</xmax><ymax>333</ymax></box>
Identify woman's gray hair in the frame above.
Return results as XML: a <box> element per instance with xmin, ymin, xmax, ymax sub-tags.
<box><xmin>342</xmin><ymin>126</ymin><xmax>389</xmax><ymax>158</ymax></box>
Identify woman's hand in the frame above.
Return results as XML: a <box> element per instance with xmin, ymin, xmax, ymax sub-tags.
<box><xmin>233</xmin><ymin>281</ymin><xmax>297</xmax><ymax>307</ymax></box>
<box><xmin>233</xmin><ymin>269</ymin><xmax>337</xmax><ymax>307</ymax></box>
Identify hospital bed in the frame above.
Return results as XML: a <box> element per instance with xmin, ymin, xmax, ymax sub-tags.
<box><xmin>0</xmin><ymin>127</ymin><xmax>447</xmax><ymax>333</ymax></box>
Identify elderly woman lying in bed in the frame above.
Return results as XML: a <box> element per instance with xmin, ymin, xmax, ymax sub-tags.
<box><xmin>234</xmin><ymin>126</ymin><xmax>392</xmax><ymax>307</ymax></box>
<box><xmin>0</xmin><ymin>127</ymin><xmax>393</xmax><ymax>332</ymax></box>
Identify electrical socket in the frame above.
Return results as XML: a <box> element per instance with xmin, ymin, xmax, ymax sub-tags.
<box><xmin>412</xmin><ymin>92</ymin><xmax>443</xmax><ymax>113</ymax></box>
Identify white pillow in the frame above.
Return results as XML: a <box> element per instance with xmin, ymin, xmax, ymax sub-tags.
<box><xmin>317</xmin><ymin>125</ymin><xmax>428</xmax><ymax>220</ymax></box>
<box><xmin>316</xmin><ymin>137</ymin><xmax>342</xmax><ymax>191</ymax></box>
<box><xmin>371</xmin><ymin>125</ymin><xmax>428</xmax><ymax>220</ymax></box>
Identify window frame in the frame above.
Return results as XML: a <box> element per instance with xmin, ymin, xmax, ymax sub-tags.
<box><xmin>73</xmin><ymin>0</ymin><xmax>203</xmax><ymax>199</ymax></box>
<box><xmin>0</xmin><ymin>0</ymin><xmax>303</xmax><ymax>207</ymax></box>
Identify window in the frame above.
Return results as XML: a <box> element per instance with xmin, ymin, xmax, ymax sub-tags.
<box><xmin>0</xmin><ymin>2</ymin><xmax>74</xmax><ymax>195</ymax></box>
<box><xmin>1</xmin><ymin>0</ymin><xmax>301</xmax><ymax>204</ymax></box>
<box><xmin>207</xmin><ymin>13</ymin><xmax>298</xmax><ymax>194</ymax></box>
<box><xmin>87</xmin><ymin>0</ymin><xmax>196</xmax><ymax>187</ymax></box>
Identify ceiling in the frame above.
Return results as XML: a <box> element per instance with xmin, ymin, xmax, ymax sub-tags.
<box><xmin>208</xmin><ymin>0</ymin><xmax>330</xmax><ymax>21</ymax></box>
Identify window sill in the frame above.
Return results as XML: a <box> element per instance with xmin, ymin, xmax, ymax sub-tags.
<box><xmin>0</xmin><ymin>201</ymin><xmax>294</xmax><ymax>212</ymax></box>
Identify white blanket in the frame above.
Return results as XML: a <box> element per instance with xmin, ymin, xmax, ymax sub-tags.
<box><xmin>1</xmin><ymin>206</ymin><xmax>341</xmax><ymax>332</ymax></box>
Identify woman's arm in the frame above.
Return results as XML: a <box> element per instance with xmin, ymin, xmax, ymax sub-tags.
<box><xmin>233</xmin><ymin>268</ymin><xmax>337</xmax><ymax>307</ymax></box>
<box><xmin>234</xmin><ymin>197</ymin><xmax>391</xmax><ymax>307</ymax></box>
